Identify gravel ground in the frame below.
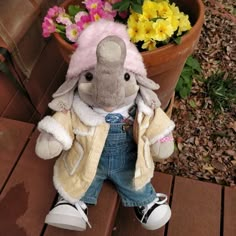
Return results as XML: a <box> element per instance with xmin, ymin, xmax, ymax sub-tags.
<box><xmin>156</xmin><ymin>0</ymin><xmax>236</xmax><ymax>186</ymax></box>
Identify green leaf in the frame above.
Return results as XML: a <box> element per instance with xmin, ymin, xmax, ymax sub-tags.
<box><xmin>68</xmin><ymin>5</ymin><xmax>81</xmax><ymax>17</ymax></box>
<box><xmin>174</xmin><ymin>36</ymin><xmax>181</xmax><ymax>45</ymax></box>
<box><xmin>175</xmin><ymin>55</ymin><xmax>202</xmax><ymax>99</ymax></box>
<box><xmin>176</xmin><ymin>77</ymin><xmax>183</xmax><ymax>91</ymax></box>
<box><xmin>181</xmin><ymin>67</ymin><xmax>193</xmax><ymax>79</ymax></box>
<box><xmin>185</xmin><ymin>56</ymin><xmax>201</xmax><ymax>73</ymax></box>
<box><xmin>180</xmin><ymin>87</ymin><xmax>189</xmax><ymax>98</ymax></box>
<box><xmin>119</xmin><ymin>1</ymin><xmax>131</xmax><ymax>11</ymax></box>
<box><xmin>112</xmin><ymin>1</ymin><xmax>123</xmax><ymax>9</ymax></box>
<box><xmin>137</xmin><ymin>0</ymin><xmax>144</xmax><ymax>4</ymax></box>
<box><xmin>55</xmin><ymin>24</ymin><xmax>66</xmax><ymax>31</ymax></box>
<box><xmin>113</xmin><ymin>0</ymin><xmax>130</xmax><ymax>11</ymax></box>
<box><xmin>131</xmin><ymin>2</ymin><xmax>143</xmax><ymax>14</ymax></box>
<box><xmin>189</xmin><ymin>99</ymin><xmax>196</xmax><ymax>108</ymax></box>
<box><xmin>150</xmin><ymin>17</ymin><xmax>164</xmax><ymax>22</ymax></box>
<box><xmin>205</xmin><ymin>72</ymin><xmax>236</xmax><ymax>112</ymax></box>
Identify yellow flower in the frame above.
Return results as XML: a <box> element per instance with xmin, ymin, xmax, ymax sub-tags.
<box><xmin>153</xmin><ymin>19</ymin><xmax>174</xmax><ymax>41</ymax></box>
<box><xmin>169</xmin><ymin>2</ymin><xmax>180</xmax><ymax>16</ymax></box>
<box><xmin>167</xmin><ymin>14</ymin><xmax>179</xmax><ymax>32</ymax></box>
<box><xmin>142</xmin><ymin>0</ymin><xmax>158</xmax><ymax>20</ymax></box>
<box><xmin>177</xmin><ymin>13</ymin><xmax>192</xmax><ymax>36</ymax></box>
<box><xmin>156</xmin><ymin>2</ymin><xmax>173</xmax><ymax>18</ymax></box>
<box><xmin>128</xmin><ymin>11</ymin><xmax>140</xmax><ymax>24</ymax></box>
<box><xmin>142</xmin><ymin>39</ymin><xmax>157</xmax><ymax>51</ymax></box>
<box><xmin>141</xmin><ymin>20</ymin><xmax>156</xmax><ymax>41</ymax></box>
<box><xmin>127</xmin><ymin>0</ymin><xmax>192</xmax><ymax>50</ymax></box>
<box><xmin>128</xmin><ymin>20</ymin><xmax>145</xmax><ymax>43</ymax></box>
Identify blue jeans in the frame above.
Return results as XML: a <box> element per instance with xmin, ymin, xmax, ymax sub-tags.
<box><xmin>81</xmin><ymin>122</ymin><xmax>156</xmax><ymax>207</ymax></box>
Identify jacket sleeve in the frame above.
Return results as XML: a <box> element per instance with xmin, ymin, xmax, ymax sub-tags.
<box><xmin>145</xmin><ymin>108</ymin><xmax>175</xmax><ymax>161</ymax></box>
<box><xmin>35</xmin><ymin>110</ymin><xmax>74</xmax><ymax>159</ymax></box>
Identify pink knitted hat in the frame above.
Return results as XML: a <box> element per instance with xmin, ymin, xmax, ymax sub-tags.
<box><xmin>66</xmin><ymin>20</ymin><xmax>147</xmax><ymax>79</ymax></box>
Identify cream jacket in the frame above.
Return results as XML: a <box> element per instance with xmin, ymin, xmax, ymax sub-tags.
<box><xmin>37</xmin><ymin>94</ymin><xmax>175</xmax><ymax>203</ymax></box>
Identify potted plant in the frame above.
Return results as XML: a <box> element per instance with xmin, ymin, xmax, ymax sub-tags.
<box><xmin>42</xmin><ymin>0</ymin><xmax>204</xmax><ymax>110</ymax></box>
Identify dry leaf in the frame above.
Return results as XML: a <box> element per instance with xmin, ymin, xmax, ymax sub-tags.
<box><xmin>231</xmin><ymin>160</ymin><xmax>236</xmax><ymax>165</ymax></box>
<box><xmin>211</xmin><ymin>160</ymin><xmax>227</xmax><ymax>171</ymax></box>
<box><xmin>225</xmin><ymin>150</ymin><xmax>236</xmax><ymax>157</ymax></box>
<box><xmin>177</xmin><ymin>143</ymin><xmax>183</xmax><ymax>152</ymax></box>
<box><xmin>229</xmin><ymin>122</ymin><xmax>236</xmax><ymax>132</ymax></box>
<box><xmin>203</xmin><ymin>164</ymin><xmax>214</xmax><ymax>174</ymax></box>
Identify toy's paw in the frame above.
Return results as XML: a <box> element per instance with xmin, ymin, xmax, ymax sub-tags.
<box><xmin>151</xmin><ymin>134</ymin><xmax>174</xmax><ymax>161</ymax></box>
<box><xmin>35</xmin><ymin>132</ymin><xmax>63</xmax><ymax>159</ymax></box>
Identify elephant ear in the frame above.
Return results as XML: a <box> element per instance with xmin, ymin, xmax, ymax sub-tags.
<box><xmin>136</xmin><ymin>74</ymin><xmax>161</xmax><ymax>109</ymax></box>
<box><xmin>136</xmin><ymin>74</ymin><xmax>160</xmax><ymax>90</ymax></box>
<box><xmin>139</xmin><ymin>86</ymin><xmax>161</xmax><ymax>109</ymax></box>
<box><xmin>48</xmin><ymin>77</ymin><xmax>79</xmax><ymax>112</ymax></box>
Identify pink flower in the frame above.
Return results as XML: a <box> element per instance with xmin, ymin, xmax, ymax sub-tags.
<box><xmin>84</xmin><ymin>0</ymin><xmax>103</xmax><ymax>11</ymax></box>
<box><xmin>56</xmin><ymin>13</ymin><xmax>72</xmax><ymax>26</ymax></box>
<box><xmin>76</xmin><ymin>15</ymin><xmax>91</xmax><ymax>30</ymax></box>
<box><xmin>90</xmin><ymin>8</ymin><xmax>104</xmax><ymax>21</ymax></box>
<box><xmin>42</xmin><ymin>17</ymin><xmax>56</xmax><ymax>38</ymax></box>
<box><xmin>66</xmin><ymin>24</ymin><xmax>81</xmax><ymax>42</ymax></box>
<box><xmin>75</xmin><ymin>11</ymin><xmax>89</xmax><ymax>23</ymax></box>
<box><xmin>90</xmin><ymin>8</ymin><xmax>114</xmax><ymax>22</ymax></box>
<box><xmin>46</xmin><ymin>6</ymin><xmax>64</xmax><ymax>18</ymax></box>
<box><xmin>103</xmin><ymin>2</ymin><xmax>116</xmax><ymax>18</ymax></box>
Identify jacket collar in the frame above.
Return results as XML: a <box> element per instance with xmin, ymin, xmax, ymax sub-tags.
<box><xmin>73</xmin><ymin>94</ymin><xmax>105</xmax><ymax>126</ymax></box>
<box><xmin>72</xmin><ymin>93</ymin><xmax>154</xmax><ymax>127</ymax></box>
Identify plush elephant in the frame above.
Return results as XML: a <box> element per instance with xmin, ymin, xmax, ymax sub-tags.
<box><xmin>35</xmin><ymin>20</ymin><xmax>175</xmax><ymax>231</ymax></box>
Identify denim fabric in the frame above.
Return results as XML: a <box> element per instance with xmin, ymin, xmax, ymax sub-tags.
<box><xmin>81</xmin><ymin>121</ymin><xmax>157</xmax><ymax>207</ymax></box>
<box><xmin>105</xmin><ymin>113</ymin><xmax>124</xmax><ymax>123</ymax></box>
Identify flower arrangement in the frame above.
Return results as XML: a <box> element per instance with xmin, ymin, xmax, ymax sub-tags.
<box><xmin>42</xmin><ymin>0</ymin><xmax>192</xmax><ymax>51</ymax></box>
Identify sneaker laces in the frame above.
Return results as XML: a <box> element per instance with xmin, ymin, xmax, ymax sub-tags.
<box><xmin>140</xmin><ymin>193</ymin><xmax>168</xmax><ymax>223</ymax></box>
<box><xmin>75</xmin><ymin>201</ymin><xmax>92</xmax><ymax>228</ymax></box>
<box><xmin>56</xmin><ymin>195</ymin><xmax>67</xmax><ymax>204</ymax></box>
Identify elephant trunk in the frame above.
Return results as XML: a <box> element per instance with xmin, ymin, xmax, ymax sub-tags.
<box><xmin>93</xmin><ymin>36</ymin><xmax>127</xmax><ymax>109</ymax></box>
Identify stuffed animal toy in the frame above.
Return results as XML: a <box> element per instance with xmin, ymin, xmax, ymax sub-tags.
<box><xmin>35</xmin><ymin>20</ymin><xmax>175</xmax><ymax>231</ymax></box>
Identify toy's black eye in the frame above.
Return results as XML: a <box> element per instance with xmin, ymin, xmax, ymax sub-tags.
<box><xmin>124</xmin><ymin>73</ymin><xmax>130</xmax><ymax>81</ymax></box>
<box><xmin>85</xmin><ymin>72</ymin><xmax>93</xmax><ymax>81</ymax></box>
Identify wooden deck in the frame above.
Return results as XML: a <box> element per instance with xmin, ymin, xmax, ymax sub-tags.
<box><xmin>0</xmin><ymin>117</ymin><xmax>236</xmax><ymax>236</ymax></box>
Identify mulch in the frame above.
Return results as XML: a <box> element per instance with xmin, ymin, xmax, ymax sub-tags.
<box><xmin>156</xmin><ymin>0</ymin><xmax>236</xmax><ymax>187</ymax></box>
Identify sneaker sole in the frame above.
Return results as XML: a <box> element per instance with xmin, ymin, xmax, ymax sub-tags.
<box><xmin>45</xmin><ymin>212</ymin><xmax>87</xmax><ymax>231</ymax></box>
<box><xmin>141</xmin><ymin>205</ymin><xmax>171</xmax><ymax>230</ymax></box>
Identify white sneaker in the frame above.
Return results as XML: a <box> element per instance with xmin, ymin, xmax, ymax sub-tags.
<box><xmin>45</xmin><ymin>196</ymin><xmax>91</xmax><ymax>231</ymax></box>
<box><xmin>134</xmin><ymin>193</ymin><xmax>171</xmax><ymax>230</ymax></box>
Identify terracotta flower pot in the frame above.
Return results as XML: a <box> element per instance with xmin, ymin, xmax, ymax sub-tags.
<box><xmin>53</xmin><ymin>0</ymin><xmax>205</xmax><ymax>110</ymax></box>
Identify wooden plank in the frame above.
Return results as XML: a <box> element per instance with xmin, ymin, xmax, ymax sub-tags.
<box><xmin>168</xmin><ymin>176</ymin><xmax>222</xmax><ymax>236</ymax></box>
<box><xmin>31</xmin><ymin>61</ymin><xmax>67</xmax><ymax>120</ymax></box>
<box><xmin>0</xmin><ymin>118</ymin><xmax>34</xmax><ymax>190</ymax></box>
<box><xmin>0</xmin><ymin>130</ymin><xmax>56</xmax><ymax>235</ymax></box>
<box><xmin>113</xmin><ymin>172</ymin><xmax>173</xmax><ymax>236</ymax></box>
<box><xmin>44</xmin><ymin>181</ymin><xmax>120</xmax><ymax>236</ymax></box>
<box><xmin>24</xmin><ymin>39</ymin><xmax>65</xmax><ymax>107</ymax></box>
<box><xmin>0</xmin><ymin>69</ymin><xmax>18</xmax><ymax>115</ymax></box>
<box><xmin>224</xmin><ymin>187</ymin><xmax>236</xmax><ymax>236</ymax></box>
<box><xmin>1</xmin><ymin>90</ymin><xmax>38</xmax><ymax>122</ymax></box>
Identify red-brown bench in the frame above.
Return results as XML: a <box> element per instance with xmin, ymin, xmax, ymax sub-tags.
<box><xmin>1</xmin><ymin>117</ymin><xmax>236</xmax><ymax>236</ymax></box>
